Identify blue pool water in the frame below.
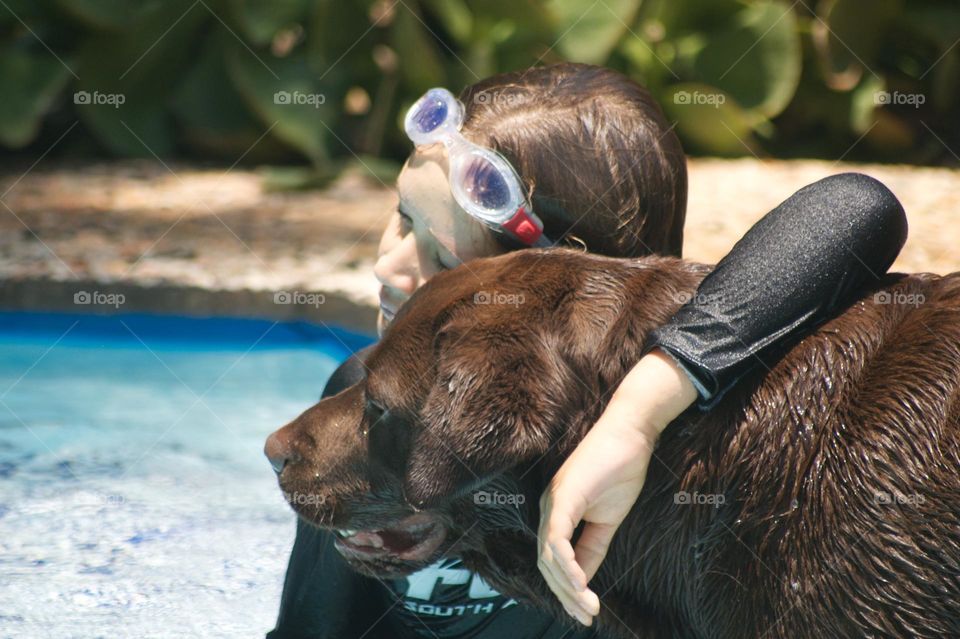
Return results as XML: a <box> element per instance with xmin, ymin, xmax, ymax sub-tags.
<box><xmin>0</xmin><ymin>312</ymin><xmax>372</xmax><ymax>638</ymax></box>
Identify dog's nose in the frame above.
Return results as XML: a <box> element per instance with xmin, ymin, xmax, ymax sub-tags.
<box><xmin>264</xmin><ymin>429</ymin><xmax>297</xmax><ymax>474</ymax></box>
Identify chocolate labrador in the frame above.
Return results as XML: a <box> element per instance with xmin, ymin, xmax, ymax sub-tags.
<box><xmin>265</xmin><ymin>248</ymin><xmax>960</xmax><ymax>638</ymax></box>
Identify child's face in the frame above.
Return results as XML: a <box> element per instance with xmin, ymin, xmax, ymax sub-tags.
<box><xmin>374</xmin><ymin>144</ymin><xmax>505</xmax><ymax>336</ymax></box>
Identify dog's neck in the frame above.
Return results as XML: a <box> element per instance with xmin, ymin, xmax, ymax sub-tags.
<box><xmin>548</xmin><ymin>255</ymin><xmax>711</xmax><ymax>453</ymax></box>
<box><xmin>456</xmin><ymin>255</ymin><xmax>713</xmax><ymax>610</ymax></box>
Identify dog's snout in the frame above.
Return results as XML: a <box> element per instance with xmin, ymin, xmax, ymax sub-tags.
<box><xmin>264</xmin><ymin>428</ymin><xmax>298</xmax><ymax>474</ymax></box>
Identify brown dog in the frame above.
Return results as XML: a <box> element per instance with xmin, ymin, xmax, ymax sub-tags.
<box><xmin>266</xmin><ymin>248</ymin><xmax>960</xmax><ymax>638</ymax></box>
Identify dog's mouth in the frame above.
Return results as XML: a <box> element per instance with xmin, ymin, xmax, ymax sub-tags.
<box><xmin>333</xmin><ymin>512</ymin><xmax>447</xmax><ymax>563</ymax></box>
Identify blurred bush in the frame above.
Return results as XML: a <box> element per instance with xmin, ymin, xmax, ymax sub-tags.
<box><xmin>0</xmin><ymin>0</ymin><xmax>957</xmax><ymax>171</ymax></box>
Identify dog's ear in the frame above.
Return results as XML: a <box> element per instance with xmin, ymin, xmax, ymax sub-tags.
<box><xmin>403</xmin><ymin>317</ymin><xmax>567</xmax><ymax>509</ymax></box>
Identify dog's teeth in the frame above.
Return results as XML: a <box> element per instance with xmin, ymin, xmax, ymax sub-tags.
<box><xmin>338</xmin><ymin>529</ymin><xmax>358</xmax><ymax>537</ymax></box>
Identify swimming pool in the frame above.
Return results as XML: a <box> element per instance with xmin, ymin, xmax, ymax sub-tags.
<box><xmin>0</xmin><ymin>312</ymin><xmax>372</xmax><ymax>638</ymax></box>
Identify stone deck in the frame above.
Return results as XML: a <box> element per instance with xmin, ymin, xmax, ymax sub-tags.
<box><xmin>1</xmin><ymin>159</ymin><xmax>957</xmax><ymax>334</ymax></box>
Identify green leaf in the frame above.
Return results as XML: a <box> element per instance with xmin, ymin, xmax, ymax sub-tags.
<box><xmin>930</xmin><ymin>50</ymin><xmax>960</xmax><ymax>114</ymax></box>
<box><xmin>464</xmin><ymin>0</ymin><xmax>552</xmax><ymax>35</ymax></box>
<box><xmin>461</xmin><ymin>0</ymin><xmax>552</xmax><ymax>75</ymax></box>
<box><xmin>640</xmin><ymin>0</ymin><xmax>742</xmax><ymax>36</ymax></box>
<box><xmin>226</xmin><ymin>0</ymin><xmax>312</xmax><ymax>47</ymax></box>
<box><xmin>73</xmin><ymin>0</ymin><xmax>208</xmax><ymax>156</ymax></box>
<box><xmin>226</xmin><ymin>38</ymin><xmax>333</xmax><ymax>165</ymax></box>
<box><xmin>391</xmin><ymin>4</ymin><xmax>446</xmax><ymax>93</ymax></box>
<box><xmin>259</xmin><ymin>165</ymin><xmax>337</xmax><ymax>191</ymax></box>
<box><xmin>171</xmin><ymin>28</ymin><xmax>286</xmax><ymax>159</ymax></box>
<box><xmin>306</xmin><ymin>0</ymin><xmax>374</xmax><ymax>68</ymax></box>
<box><xmin>421</xmin><ymin>0</ymin><xmax>472</xmax><ymax>44</ymax></box>
<box><xmin>690</xmin><ymin>1</ymin><xmax>801</xmax><ymax>119</ymax></box>
<box><xmin>54</xmin><ymin>0</ymin><xmax>140</xmax><ymax>30</ymax></box>
<box><xmin>547</xmin><ymin>0</ymin><xmax>642</xmax><ymax>65</ymax></box>
<box><xmin>813</xmin><ymin>0</ymin><xmax>900</xmax><ymax>89</ymax></box>
<box><xmin>903</xmin><ymin>5</ymin><xmax>960</xmax><ymax>113</ymax></box>
<box><xmin>661</xmin><ymin>83</ymin><xmax>757</xmax><ymax>156</ymax></box>
<box><xmin>849</xmin><ymin>74</ymin><xmax>884</xmax><ymax>133</ymax></box>
<box><xmin>619</xmin><ymin>24</ymin><xmax>680</xmax><ymax>90</ymax></box>
<box><xmin>903</xmin><ymin>5</ymin><xmax>960</xmax><ymax>50</ymax></box>
<box><xmin>0</xmin><ymin>48</ymin><xmax>72</xmax><ymax>147</ymax></box>
<box><xmin>0</xmin><ymin>0</ymin><xmax>60</xmax><ymax>25</ymax></box>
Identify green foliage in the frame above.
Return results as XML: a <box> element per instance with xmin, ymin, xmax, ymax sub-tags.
<box><xmin>0</xmin><ymin>0</ymin><xmax>956</xmax><ymax>165</ymax></box>
<box><xmin>549</xmin><ymin>0</ymin><xmax>642</xmax><ymax>65</ymax></box>
<box><xmin>0</xmin><ymin>50</ymin><xmax>72</xmax><ymax>147</ymax></box>
<box><xmin>73</xmin><ymin>0</ymin><xmax>207</xmax><ymax>157</ymax></box>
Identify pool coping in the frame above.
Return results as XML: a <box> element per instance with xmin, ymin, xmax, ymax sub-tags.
<box><xmin>0</xmin><ymin>310</ymin><xmax>375</xmax><ymax>358</ymax></box>
<box><xmin>0</xmin><ymin>276</ymin><xmax>379</xmax><ymax>335</ymax></box>
<box><xmin>1</xmin><ymin>159</ymin><xmax>956</xmax><ymax>336</ymax></box>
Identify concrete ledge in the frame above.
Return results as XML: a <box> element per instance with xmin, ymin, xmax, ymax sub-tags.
<box><xmin>0</xmin><ymin>277</ymin><xmax>378</xmax><ymax>334</ymax></box>
<box><xmin>0</xmin><ymin>159</ymin><xmax>957</xmax><ymax>332</ymax></box>
<box><xmin>0</xmin><ymin>161</ymin><xmax>391</xmax><ymax>333</ymax></box>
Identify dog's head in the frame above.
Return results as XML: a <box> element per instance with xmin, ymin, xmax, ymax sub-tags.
<box><xmin>266</xmin><ymin>252</ymin><xmax>579</xmax><ymax>577</ymax></box>
<box><xmin>265</xmin><ymin>250</ymin><xmax>697</xmax><ymax>578</ymax></box>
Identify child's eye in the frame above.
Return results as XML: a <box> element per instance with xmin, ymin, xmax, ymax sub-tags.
<box><xmin>436</xmin><ymin>249</ymin><xmax>461</xmax><ymax>271</ymax></box>
<box><xmin>398</xmin><ymin>210</ymin><xmax>413</xmax><ymax>230</ymax></box>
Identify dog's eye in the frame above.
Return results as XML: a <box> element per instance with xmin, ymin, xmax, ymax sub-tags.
<box><xmin>365</xmin><ymin>397</ymin><xmax>387</xmax><ymax>421</ymax></box>
<box><xmin>363</xmin><ymin>395</ymin><xmax>411</xmax><ymax>477</ymax></box>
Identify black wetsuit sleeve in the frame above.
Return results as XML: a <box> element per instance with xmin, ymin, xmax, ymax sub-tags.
<box><xmin>268</xmin><ymin>346</ymin><xmax>388</xmax><ymax>639</ymax></box>
<box><xmin>646</xmin><ymin>173</ymin><xmax>908</xmax><ymax>410</ymax></box>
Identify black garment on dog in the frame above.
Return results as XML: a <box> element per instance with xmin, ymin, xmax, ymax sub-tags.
<box><xmin>267</xmin><ymin>173</ymin><xmax>907</xmax><ymax>639</ymax></box>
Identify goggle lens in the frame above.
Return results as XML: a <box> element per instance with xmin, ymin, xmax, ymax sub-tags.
<box><xmin>412</xmin><ymin>96</ymin><xmax>448</xmax><ymax>135</ymax></box>
<box><xmin>462</xmin><ymin>156</ymin><xmax>511</xmax><ymax>211</ymax></box>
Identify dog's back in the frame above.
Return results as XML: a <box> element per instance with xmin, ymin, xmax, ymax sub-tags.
<box><xmin>591</xmin><ymin>264</ymin><xmax>960</xmax><ymax>638</ymax></box>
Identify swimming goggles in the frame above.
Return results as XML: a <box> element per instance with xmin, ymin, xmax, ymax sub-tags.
<box><xmin>403</xmin><ymin>88</ymin><xmax>553</xmax><ymax>248</ymax></box>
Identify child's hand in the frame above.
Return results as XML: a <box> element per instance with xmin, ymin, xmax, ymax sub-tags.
<box><xmin>537</xmin><ymin>349</ymin><xmax>698</xmax><ymax>626</ymax></box>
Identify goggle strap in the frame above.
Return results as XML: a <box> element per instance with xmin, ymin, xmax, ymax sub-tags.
<box><xmin>530</xmin><ymin>233</ymin><xmax>554</xmax><ymax>248</ymax></box>
<box><xmin>501</xmin><ymin>207</ymin><xmax>552</xmax><ymax>247</ymax></box>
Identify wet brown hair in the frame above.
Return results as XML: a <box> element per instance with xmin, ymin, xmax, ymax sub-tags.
<box><xmin>458</xmin><ymin>63</ymin><xmax>687</xmax><ymax>257</ymax></box>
